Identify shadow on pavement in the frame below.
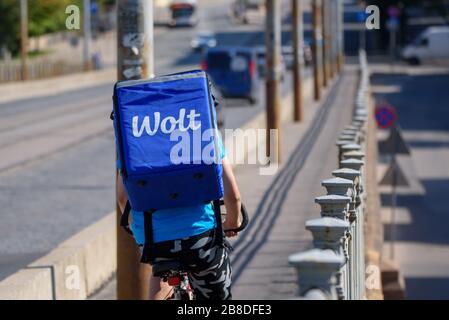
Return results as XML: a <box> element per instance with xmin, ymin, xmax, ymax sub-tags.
<box><xmin>404</xmin><ymin>277</ymin><xmax>449</xmax><ymax>300</ymax></box>
<box><xmin>371</xmin><ymin>72</ymin><xmax>449</xmax><ymax>132</ymax></box>
<box><xmin>382</xmin><ymin>179</ymin><xmax>449</xmax><ymax>245</ymax></box>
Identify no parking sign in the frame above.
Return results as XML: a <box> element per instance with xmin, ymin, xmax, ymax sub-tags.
<box><xmin>375</xmin><ymin>103</ymin><xmax>397</xmax><ymax>129</ymax></box>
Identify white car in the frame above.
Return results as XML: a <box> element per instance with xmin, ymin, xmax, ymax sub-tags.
<box><xmin>191</xmin><ymin>32</ymin><xmax>217</xmax><ymax>52</ymax></box>
<box><xmin>402</xmin><ymin>26</ymin><xmax>449</xmax><ymax>65</ymax></box>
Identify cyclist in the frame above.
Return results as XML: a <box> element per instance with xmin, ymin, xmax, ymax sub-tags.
<box><xmin>116</xmin><ymin>138</ymin><xmax>242</xmax><ymax>300</ymax></box>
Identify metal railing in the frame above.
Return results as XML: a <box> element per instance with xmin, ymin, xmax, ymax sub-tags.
<box><xmin>289</xmin><ymin>50</ymin><xmax>370</xmax><ymax>300</ymax></box>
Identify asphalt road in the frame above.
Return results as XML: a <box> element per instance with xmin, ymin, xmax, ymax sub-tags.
<box><xmin>371</xmin><ymin>64</ymin><xmax>449</xmax><ymax>299</ymax></box>
<box><xmin>0</xmin><ymin>1</ymin><xmax>305</xmax><ymax>281</ymax></box>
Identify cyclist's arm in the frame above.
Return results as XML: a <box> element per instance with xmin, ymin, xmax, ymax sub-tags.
<box><xmin>117</xmin><ymin>174</ymin><xmax>128</xmax><ymax>214</ymax></box>
<box><xmin>222</xmin><ymin>157</ymin><xmax>242</xmax><ymax>237</ymax></box>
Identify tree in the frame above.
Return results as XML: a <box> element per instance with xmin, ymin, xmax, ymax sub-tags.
<box><xmin>0</xmin><ymin>0</ymin><xmax>20</xmax><ymax>56</ymax></box>
<box><xmin>28</xmin><ymin>0</ymin><xmax>80</xmax><ymax>38</ymax></box>
<box><xmin>0</xmin><ymin>0</ymin><xmax>82</xmax><ymax>56</ymax></box>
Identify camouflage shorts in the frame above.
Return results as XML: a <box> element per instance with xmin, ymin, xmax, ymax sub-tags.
<box><xmin>143</xmin><ymin>228</ymin><xmax>233</xmax><ymax>300</ymax></box>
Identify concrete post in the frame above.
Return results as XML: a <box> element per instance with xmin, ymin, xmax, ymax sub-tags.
<box><xmin>342</xmin><ymin>128</ymin><xmax>359</xmax><ymax>135</ymax></box>
<box><xmin>321</xmin><ymin>177</ymin><xmax>353</xmax><ymax>197</ymax></box>
<box><xmin>340</xmin><ymin>159</ymin><xmax>364</xmax><ymax>172</ymax></box>
<box><xmin>342</xmin><ymin>150</ymin><xmax>365</xmax><ymax>161</ymax></box>
<box><xmin>355</xmin><ymin>108</ymin><xmax>368</xmax><ymax>118</ymax></box>
<box><xmin>339</xmin><ymin>134</ymin><xmax>357</xmax><ymax>141</ymax></box>
<box><xmin>341</xmin><ymin>165</ymin><xmax>367</xmax><ymax>300</ymax></box>
<box><xmin>306</xmin><ymin>217</ymin><xmax>350</xmax><ymax>299</ymax></box>
<box><xmin>315</xmin><ymin>195</ymin><xmax>351</xmax><ymax>220</ymax></box>
<box><xmin>315</xmin><ymin>194</ymin><xmax>352</xmax><ymax>299</ymax></box>
<box><xmin>329</xmin><ymin>168</ymin><xmax>361</xmax><ymax>299</ymax></box>
<box><xmin>341</xmin><ymin>143</ymin><xmax>362</xmax><ymax>154</ymax></box>
<box><xmin>338</xmin><ymin>143</ymin><xmax>362</xmax><ymax>164</ymax></box>
<box><xmin>289</xmin><ymin>249</ymin><xmax>344</xmax><ymax>299</ymax></box>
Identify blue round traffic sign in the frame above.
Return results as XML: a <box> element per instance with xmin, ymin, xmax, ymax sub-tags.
<box><xmin>375</xmin><ymin>103</ymin><xmax>397</xmax><ymax>129</ymax></box>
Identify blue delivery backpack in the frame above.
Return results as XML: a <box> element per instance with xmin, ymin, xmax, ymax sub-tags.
<box><xmin>112</xmin><ymin>70</ymin><xmax>225</xmax><ymax>262</ymax></box>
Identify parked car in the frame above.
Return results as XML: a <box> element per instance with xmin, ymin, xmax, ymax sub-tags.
<box><xmin>201</xmin><ymin>47</ymin><xmax>260</xmax><ymax>105</ymax></box>
<box><xmin>255</xmin><ymin>46</ymin><xmax>286</xmax><ymax>81</ymax></box>
<box><xmin>282</xmin><ymin>46</ymin><xmax>294</xmax><ymax>70</ymax></box>
<box><xmin>281</xmin><ymin>41</ymin><xmax>313</xmax><ymax>68</ymax></box>
<box><xmin>209</xmin><ymin>84</ymin><xmax>225</xmax><ymax>128</ymax></box>
<box><xmin>303</xmin><ymin>39</ymin><xmax>313</xmax><ymax>66</ymax></box>
<box><xmin>191</xmin><ymin>32</ymin><xmax>217</xmax><ymax>52</ymax></box>
<box><xmin>402</xmin><ymin>26</ymin><xmax>449</xmax><ymax>65</ymax></box>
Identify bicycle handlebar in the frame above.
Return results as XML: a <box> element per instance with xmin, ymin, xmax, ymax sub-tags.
<box><xmin>221</xmin><ymin>200</ymin><xmax>249</xmax><ymax>233</ymax></box>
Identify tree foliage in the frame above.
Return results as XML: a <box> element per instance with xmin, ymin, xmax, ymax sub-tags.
<box><xmin>0</xmin><ymin>0</ymin><xmax>86</xmax><ymax>56</ymax></box>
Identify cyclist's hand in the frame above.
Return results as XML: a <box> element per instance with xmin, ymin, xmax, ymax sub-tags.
<box><xmin>223</xmin><ymin>219</ymin><xmax>240</xmax><ymax>238</ymax></box>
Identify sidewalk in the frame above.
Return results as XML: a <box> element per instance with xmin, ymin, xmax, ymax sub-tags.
<box><xmin>90</xmin><ymin>65</ymin><xmax>359</xmax><ymax>300</ymax></box>
<box><xmin>231</xmin><ymin>68</ymin><xmax>357</xmax><ymax>299</ymax></box>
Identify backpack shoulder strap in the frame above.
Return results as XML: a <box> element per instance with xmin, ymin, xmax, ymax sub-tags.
<box><xmin>141</xmin><ymin>209</ymin><xmax>157</xmax><ymax>264</ymax></box>
<box><xmin>212</xmin><ymin>199</ymin><xmax>225</xmax><ymax>246</ymax></box>
<box><xmin>120</xmin><ymin>200</ymin><xmax>133</xmax><ymax>236</ymax></box>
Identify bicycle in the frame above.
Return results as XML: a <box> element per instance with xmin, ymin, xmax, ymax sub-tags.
<box><xmin>151</xmin><ymin>201</ymin><xmax>249</xmax><ymax>300</ymax></box>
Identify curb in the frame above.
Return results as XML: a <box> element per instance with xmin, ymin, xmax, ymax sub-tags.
<box><xmin>364</xmin><ymin>85</ymin><xmax>385</xmax><ymax>300</ymax></box>
<box><xmin>0</xmin><ymin>68</ymin><xmax>115</xmax><ymax>105</ymax></box>
<box><xmin>0</xmin><ymin>75</ymin><xmax>314</xmax><ymax>300</ymax></box>
<box><xmin>0</xmin><ymin>213</ymin><xmax>115</xmax><ymax>300</ymax></box>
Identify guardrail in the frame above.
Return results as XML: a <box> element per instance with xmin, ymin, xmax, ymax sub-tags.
<box><xmin>289</xmin><ymin>50</ymin><xmax>370</xmax><ymax>300</ymax></box>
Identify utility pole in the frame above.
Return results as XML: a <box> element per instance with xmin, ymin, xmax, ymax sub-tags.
<box><xmin>337</xmin><ymin>0</ymin><xmax>344</xmax><ymax>72</ymax></box>
<box><xmin>83</xmin><ymin>0</ymin><xmax>92</xmax><ymax>71</ymax></box>
<box><xmin>328</xmin><ymin>0</ymin><xmax>335</xmax><ymax>79</ymax></box>
<box><xmin>332</xmin><ymin>0</ymin><xmax>339</xmax><ymax>75</ymax></box>
<box><xmin>292</xmin><ymin>0</ymin><xmax>304</xmax><ymax>122</ymax></box>
<box><xmin>116</xmin><ymin>0</ymin><xmax>154</xmax><ymax>300</ymax></box>
<box><xmin>20</xmin><ymin>0</ymin><xmax>28</xmax><ymax>81</ymax></box>
<box><xmin>312</xmin><ymin>0</ymin><xmax>323</xmax><ymax>101</ymax></box>
<box><xmin>265</xmin><ymin>0</ymin><xmax>282</xmax><ymax>163</ymax></box>
<box><xmin>321</xmin><ymin>0</ymin><xmax>329</xmax><ymax>86</ymax></box>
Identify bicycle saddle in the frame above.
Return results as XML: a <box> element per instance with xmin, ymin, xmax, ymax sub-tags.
<box><xmin>152</xmin><ymin>260</ymin><xmax>187</xmax><ymax>277</ymax></box>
